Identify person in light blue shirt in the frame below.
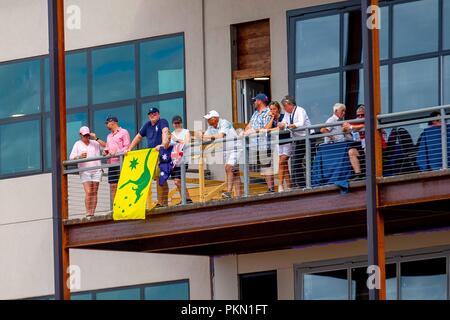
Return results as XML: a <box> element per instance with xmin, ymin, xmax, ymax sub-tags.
<box><xmin>195</xmin><ymin>110</ymin><xmax>241</xmax><ymax>199</ymax></box>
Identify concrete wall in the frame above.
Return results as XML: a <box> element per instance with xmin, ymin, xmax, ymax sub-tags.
<box><xmin>213</xmin><ymin>229</ymin><xmax>450</xmax><ymax>300</ymax></box>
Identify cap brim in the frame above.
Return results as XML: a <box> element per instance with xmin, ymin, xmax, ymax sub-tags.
<box><xmin>204</xmin><ymin>115</ymin><xmax>212</xmax><ymax>119</ymax></box>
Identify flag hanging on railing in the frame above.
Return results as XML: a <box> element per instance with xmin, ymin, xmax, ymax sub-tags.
<box><xmin>113</xmin><ymin>148</ymin><xmax>159</xmax><ymax>220</ymax></box>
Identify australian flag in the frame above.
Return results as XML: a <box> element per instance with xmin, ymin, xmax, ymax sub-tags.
<box><xmin>158</xmin><ymin>145</ymin><xmax>174</xmax><ymax>186</ymax></box>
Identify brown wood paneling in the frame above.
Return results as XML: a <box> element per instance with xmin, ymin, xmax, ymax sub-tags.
<box><xmin>235</xmin><ymin>19</ymin><xmax>270</xmax><ymax>72</ymax></box>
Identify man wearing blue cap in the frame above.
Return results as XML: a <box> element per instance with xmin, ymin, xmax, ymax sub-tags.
<box><xmin>126</xmin><ymin>107</ymin><xmax>170</xmax><ymax>208</ymax></box>
<box><xmin>244</xmin><ymin>93</ymin><xmax>274</xmax><ymax>193</ymax></box>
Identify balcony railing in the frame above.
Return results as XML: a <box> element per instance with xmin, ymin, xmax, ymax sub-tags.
<box><xmin>62</xmin><ymin>105</ymin><xmax>450</xmax><ymax>219</ymax></box>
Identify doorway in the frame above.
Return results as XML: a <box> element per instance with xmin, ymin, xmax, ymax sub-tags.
<box><xmin>231</xmin><ymin>19</ymin><xmax>271</xmax><ymax>125</ymax></box>
<box><xmin>236</xmin><ymin>77</ymin><xmax>271</xmax><ymax>123</ymax></box>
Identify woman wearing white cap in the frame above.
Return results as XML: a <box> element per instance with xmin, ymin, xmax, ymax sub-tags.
<box><xmin>69</xmin><ymin>126</ymin><xmax>103</xmax><ymax>218</ymax></box>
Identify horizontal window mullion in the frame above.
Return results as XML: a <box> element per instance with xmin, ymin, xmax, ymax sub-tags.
<box><xmin>139</xmin><ymin>91</ymin><xmax>185</xmax><ymax>104</ymax></box>
<box><xmin>0</xmin><ymin>114</ymin><xmax>42</xmax><ymax>125</ymax></box>
<box><xmin>294</xmin><ymin>68</ymin><xmax>342</xmax><ymax>79</ymax></box>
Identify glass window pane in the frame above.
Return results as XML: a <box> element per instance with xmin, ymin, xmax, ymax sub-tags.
<box><xmin>140</xmin><ymin>36</ymin><xmax>185</xmax><ymax>97</ymax></box>
<box><xmin>400</xmin><ymin>258</ymin><xmax>447</xmax><ymax>300</ymax></box>
<box><xmin>344</xmin><ymin>66</ymin><xmax>389</xmax><ymax>115</ymax></box>
<box><xmin>45</xmin><ymin>58</ymin><xmax>49</xmax><ymax>112</ymax></box>
<box><xmin>0</xmin><ymin>120</ymin><xmax>41</xmax><ymax>175</ymax></box>
<box><xmin>67</xmin><ymin>112</ymin><xmax>88</xmax><ymax>158</ymax></box>
<box><xmin>393</xmin><ymin>58</ymin><xmax>438</xmax><ymax>112</ymax></box>
<box><xmin>144</xmin><ymin>281</ymin><xmax>189</xmax><ymax>300</ymax></box>
<box><xmin>445</xmin><ymin>0</ymin><xmax>450</xmax><ymax>50</ymax></box>
<box><xmin>295</xmin><ymin>73</ymin><xmax>339</xmax><ymax>125</ymax></box>
<box><xmin>393</xmin><ymin>0</ymin><xmax>438</xmax><ymax>57</ymax></box>
<box><xmin>303</xmin><ymin>269</ymin><xmax>348</xmax><ymax>300</ymax></box>
<box><xmin>93</xmin><ymin>105</ymin><xmax>136</xmax><ymax>142</ymax></box>
<box><xmin>92</xmin><ymin>44</ymin><xmax>136</xmax><ymax>104</ymax></box>
<box><xmin>379</xmin><ymin>6</ymin><xmax>389</xmax><ymax>60</ymax></box>
<box><xmin>0</xmin><ymin>60</ymin><xmax>41</xmax><ymax>118</ymax></box>
<box><xmin>444</xmin><ymin>56</ymin><xmax>450</xmax><ymax>105</ymax></box>
<box><xmin>141</xmin><ymin>98</ymin><xmax>184</xmax><ymax>131</ymax></box>
<box><xmin>296</xmin><ymin>15</ymin><xmax>340</xmax><ymax>73</ymax></box>
<box><xmin>71</xmin><ymin>293</ymin><xmax>93</xmax><ymax>300</ymax></box>
<box><xmin>96</xmin><ymin>287</ymin><xmax>141</xmax><ymax>300</ymax></box>
<box><xmin>66</xmin><ymin>52</ymin><xmax>88</xmax><ymax>108</ymax></box>
<box><xmin>351</xmin><ymin>264</ymin><xmax>396</xmax><ymax>300</ymax></box>
<box><xmin>45</xmin><ymin>117</ymin><xmax>51</xmax><ymax>170</ymax></box>
<box><xmin>343</xmin><ymin>11</ymin><xmax>362</xmax><ymax>66</ymax></box>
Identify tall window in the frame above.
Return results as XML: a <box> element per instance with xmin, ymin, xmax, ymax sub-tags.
<box><xmin>288</xmin><ymin>0</ymin><xmax>450</xmax><ymax>123</ymax></box>
<box><xmin>0</xmin><ymin>33</ymin><xmax>185</xmax><ymax>179</ymax></box>
<box><xmin>296</xmin><ymin>251</ymin><xmax>449</xmax><ymax>300</ymax></box>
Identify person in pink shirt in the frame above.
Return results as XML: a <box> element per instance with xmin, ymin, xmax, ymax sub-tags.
<box><xmin>69</xmin><ymin>126</ymin><xmax>102</xmax><ymax>218</ymax></box>
<box><xmin>92</xmin><ymin>115</ymin><xmax>130</xmax><ymax>202</ymax></box>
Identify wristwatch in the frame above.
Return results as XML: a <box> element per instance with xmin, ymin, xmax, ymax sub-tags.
<box><xmin>96</xmin><ymin>137</ymin><xmax>99</xmax><ymax>141</ymax></box>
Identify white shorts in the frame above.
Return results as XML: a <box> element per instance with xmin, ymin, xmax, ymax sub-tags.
<box><xmin>279</xmin><ymin>143</ymin><xmax>292</xmax><ymax>157</ymax></box>
<box><xmin>80</xmin><ymin>170</ymin><xmax>102</xmax><ymax>183</ymax></box>
<box><xmin>225</xmin><ymin>150</ymin><xmax>240</xmax><ymax>166</ymax></box>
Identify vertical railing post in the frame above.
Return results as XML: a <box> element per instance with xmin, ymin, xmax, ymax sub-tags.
<box><xmin>305</xmin><ymin>130</ymin><xmax>312</xmax><ymax>189</ymax></box>
<box><xmin>441</xmin><ymin>107</ymin><xmax>448</xmax><ymax>170</ymax></box>
<box><xmin>243</xmin><ymin>135</ymin><xmax>250</xmax><ymax>197</ymax></box>
<box><xmin>181</xmin><ymin>152</ymin><xmax>187</xmax><ymax>205</ymax></box>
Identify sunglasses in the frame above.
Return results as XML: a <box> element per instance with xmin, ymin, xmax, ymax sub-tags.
<box><xmin>356</xmin><ymin>114</ymin><xmax>365</xmax><ymax>118</ymax></box>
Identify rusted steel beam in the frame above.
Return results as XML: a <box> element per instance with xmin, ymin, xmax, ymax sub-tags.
<box><xmin>361</xmin><ymin>0</ymin><xmax>386</xmax><ymax>300</ymax></box>
<box><xmin>48</xmin><ymin>0</ymin><xmax>70</xmax><ymax>300</ymax></box>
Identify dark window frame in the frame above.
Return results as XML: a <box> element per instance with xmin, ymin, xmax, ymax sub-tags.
<box><xmin>0</xmin><ymin>32</ymin><xmax>186</xmax><ymax>180</ymax></box>
<box><xmin>287</xmin><ymin>0</ymin><xmax>450</xmax><ymax>118</ymax></box>
<box><xmin>294</xmin><ymin>244</ymin><xmax>450</xmax><ymax>300</ymax></box>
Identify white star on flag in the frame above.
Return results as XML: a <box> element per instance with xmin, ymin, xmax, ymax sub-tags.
<box><xmin>162</xmin><ymin>154</ymin><xmax>168</xmax><ymax>160</ymax></box>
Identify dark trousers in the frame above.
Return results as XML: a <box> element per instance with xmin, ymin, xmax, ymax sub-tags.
<box><xmin>290</xmin><ymin>140</ymin><xmax>306</xmax><ymax>188</ymax></box>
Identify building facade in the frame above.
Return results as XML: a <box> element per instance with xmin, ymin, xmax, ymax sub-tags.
<box><xmin>1</xmin><ymin>0</ymin><xmax>450</xmax><ymax>300</ymax></box>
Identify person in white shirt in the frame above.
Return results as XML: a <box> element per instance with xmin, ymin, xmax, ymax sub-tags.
<box><xmin>320</xmin><ymin>103</ymin><xmax>362</xmax><ymax>178</ymax></box>
<box><xmin>170</xmin><ymin>115</ymin><xmax>193</xmax><ymax>204</ymax></box>
<box><xmin>195</xmin><ymin>110</ymin><xmax>241</xmax><ymax>199</ymax></box>
<box><xmin>69</xmin><ymin>126</ymin><xmax>102</xmax><ymax>218</ymax></box>
<box><xmin>278</xmin><ymin>96</ymin><xmax>312</xmax><ymax>189</ymax></box>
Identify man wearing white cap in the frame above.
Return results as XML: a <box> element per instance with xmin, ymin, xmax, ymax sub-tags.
<box><xmin>195</xmin><ymin>110</ymin><xmax>241</xmax><ymax>199</ymax></box>
<box><xmin>69</xmin><ymin>126</ymin><xmax>103</xmax><ymax>218</ymax></box>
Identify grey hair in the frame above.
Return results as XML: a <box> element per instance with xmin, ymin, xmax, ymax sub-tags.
<box><xmin>356</xmin><ymin>104</ymin><xmax>365</xmax><ymax>113</ymax></box>
<box><xmin>333</xmin><ymin>103</ymin><xmax>346</xmax><ymax>113</ymax></box>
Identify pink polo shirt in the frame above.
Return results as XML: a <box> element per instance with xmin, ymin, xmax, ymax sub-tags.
<box><xmin>69</xmin><ymin>140</ymin><xmax>102</xmax><ymax>172</ymax></box>
<box><xmin>105</xmin><ymin>127</ymin><xmax>130</xmax><ymax>164</ymax></box>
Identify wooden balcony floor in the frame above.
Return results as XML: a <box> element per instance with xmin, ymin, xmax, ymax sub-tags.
<box><xmin>64</xmin><ymin>170</ymin><xmax>450</xmax><ymax>255</ymax></box>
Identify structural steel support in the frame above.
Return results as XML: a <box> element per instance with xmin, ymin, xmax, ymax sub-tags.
<box><xmin>48</xmin><ymin>0</ymin><xmax>70</xmax><ymax>300</ymax></box>
<box><xmin>361</xmin><ymin>0</ymin><xmax>386</xmax><ymax>300</ymax></box>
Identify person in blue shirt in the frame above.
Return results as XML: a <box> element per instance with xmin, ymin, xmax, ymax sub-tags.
<box><xmin>126</xmin><ymin>107</ymin><xmax>170</xmax><ymax>208</ymax></box>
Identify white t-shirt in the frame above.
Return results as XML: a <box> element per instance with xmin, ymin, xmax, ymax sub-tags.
<box><xmin>69</xmin><ymin>140</ymin><xmax>102</xmax><ymax>173</ymax></box>
<box><xmin>281</xmin><ymin>105</ymin><xmax>312</xmax><ymax>137</ymax></box>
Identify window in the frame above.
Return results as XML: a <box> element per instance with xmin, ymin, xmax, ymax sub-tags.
<box><xmin>67</xmin><ymin>112</ymin><xmax>88</xmax><ymax>158</ymax></box>
<box><xmin>0</xmin><ymin>33</ymin><xmax>185</xmax><ymax>179</ymax></box>
<box><xmin>93</xmin><ymin>105</ymin><xmax>136</xmax><ymax>143</ymax></box>
<box><xmin>445</xmin><ymin>0</ymin><xmax>450</xmax><ymax>50</ymax></box>
<box><xmin>303</xmin><ymin>269</ymin><xmax>348</xmax><ymax>300</ymax></box>
<box><xmin>393</xmin><ymin>58</ymin><xmax>439</xmax><ymax>112</ymax></box>
<box><xmin>140</xmin><ymin>36</ymin><xmax>185</xmax><ymax>97</ymax></box>
<box><xmin>141</xmin><ymin>98</ymin><xmax>185</xmax><ymax>131</ymax></box>
<box><xmin>393</xmin><ymin>0</ymin><xmax>438</xmax><ymax>58</ymax></box>
<box><xmin>0</xmin><ymin>60</ymin><xmax>41</xmax><ymax>119</ymax></box>
<box><xmin>144</xmin><ymin>280</ymin><xmax>189</xmax><ymax>300</ymax></box>
<box><xmin>296</xmin><ymin>250</ymin><xmax>450</xmax><ymax>300</ymax></box>
<box><xmin>400</xmin><ymin>258</ymin><xmax>447</xmax><ymax>300</ymax></box>
<box><xmin>296</xmin><ymin>73</ymin><xmax>339</xmax><ymax>125</ymax></box>
<box><xmin>239</xmin><ymin>271</ymin><xmax>278</xmax><ymax>300</ymax></box>
<box><xmin>0</xmin><ymin>120</ymin><xmax>41</xmax><ymax>175</ymax></box>
<box><xmin>92</xmin><ymin>44</ymin><xmax>136</xmax><ymax>104</ymax></box>
<box><xmin>295</xmin><ymin>14</ymin><xmax>340</xmax><ymax>73</ymax></box>
<box><xmin>444</xmin><ymin>56</ymin><xmax>450</xmax><ymax>105</ymax></box>
<box><xmin>289</xmin><ymin>0</ymin><xmax>449</xmax><ymax>118</ymax></box>
<box><xmin>96</xmin><ymin>287</ymin><xmax>141</xmax><ymax>300</ymax></box>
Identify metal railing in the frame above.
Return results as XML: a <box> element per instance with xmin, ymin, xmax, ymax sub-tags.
<box><xmin>62</xmin><ymin>104</ymin><xmax>450</xmax><ymax>217</ymax></box>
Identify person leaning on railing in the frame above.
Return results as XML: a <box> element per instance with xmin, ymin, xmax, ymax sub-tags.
<box><xmin>125</xmin><ymin>107</ymin><xmax>170</xmax><ymax>208</ymax></box>
<box><xmin>69</xmin><ymin>126</ymin><xmax>102</xmax><ymax>218</ymax></box>
<box><xmin>194</xmin><ymin>110</ymin><xmax>241</xmax><ymax>199</ymax></box>
<box><xmin>264</xmin><ymin>101</ymin><xmax>292</xmax><ymax>192</ymax></box>
<box><xmin>278</xmin><ymin>95</ymin><xmax>312</xmax><ymax>189</ymax></box>
<box><xmin>91</xmin><ymin>115</ymin><xmax>130</xmax><ymax>204</ymax></box>
<box><xmin>243</xmin><ymin>93</ymin><xmax>274</xmax><ymax>193</ymax></box>
<box><xmin>320</xmin><ymin>103</ymin><xmax>363</xmax><ymax>179</ymax></box>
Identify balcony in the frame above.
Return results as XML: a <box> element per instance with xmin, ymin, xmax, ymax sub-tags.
<box><xmin>63</xmin><ymin>105</ymin><xmax>450</xmax><ymax>255</ymax></box>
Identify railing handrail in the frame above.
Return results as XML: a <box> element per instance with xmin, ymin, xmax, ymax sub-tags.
<box><xmin>377</xmin><ymin>104</ymin><xmax>450</xmax><ymax>120</ymax></box>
